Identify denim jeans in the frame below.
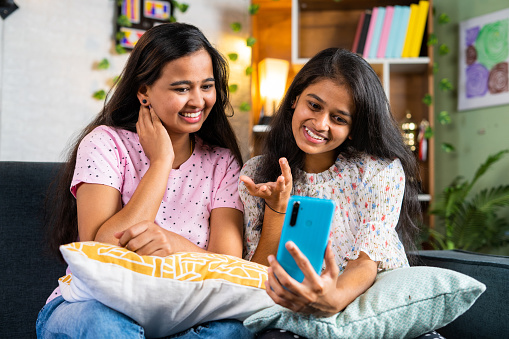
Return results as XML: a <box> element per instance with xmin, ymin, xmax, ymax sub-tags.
<box><xmin>36</xmin><ymin>296</ymin><xmax>254</xmax><ymax>339</ymax></box>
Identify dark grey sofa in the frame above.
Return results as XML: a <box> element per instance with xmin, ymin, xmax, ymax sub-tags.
<box><xmin>1</xmin><ymin>161</ymin><xmax>508</xmax><ymax>338</ymax></box>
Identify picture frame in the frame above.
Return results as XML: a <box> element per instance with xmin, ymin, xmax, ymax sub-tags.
<box><xmin>116</xmin><ymin>0</ymin><xmax>175</xmax><ymax>49</ymax></box>
<box><xmin>458</xmin><ymin>8</ymin><xmax>509</xmax><ymax>111</ymax></box>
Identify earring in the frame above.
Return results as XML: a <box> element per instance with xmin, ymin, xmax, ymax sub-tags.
<box><xmin>142</xmin><ymin>99</ymin><xmax>147</xmax><ymax>104</ymax></box>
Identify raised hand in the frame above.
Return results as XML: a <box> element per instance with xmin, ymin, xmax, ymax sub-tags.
<box><xmin>240</xmin><ymin>157</ymin><xmax>293</xmax><ymax>213</ymax></box>
<box><xmin>136</xmin><ymin>105</ymin><xmax>174</xmax><ymax>166</ymax></box>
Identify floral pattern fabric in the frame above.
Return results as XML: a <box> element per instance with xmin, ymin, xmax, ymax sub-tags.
<box><xmin>239</xmin><ymin>153</ymin><xmax>409</xmax><ymax>271</ymax></box>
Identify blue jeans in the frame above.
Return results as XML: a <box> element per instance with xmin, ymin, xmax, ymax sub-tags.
<box><xmin>36</xmin><ymin>296</ymin><xmax>254</xmax><ymax>339</ymax></box>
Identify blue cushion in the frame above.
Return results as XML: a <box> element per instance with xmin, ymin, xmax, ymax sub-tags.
<box><xmin>244</xmin><ymin>266</ymin><xmax>485</xmax><ymax>338</ymax></box>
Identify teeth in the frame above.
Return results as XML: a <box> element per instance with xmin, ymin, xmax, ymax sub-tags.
<box><xmin>181</xmin><ymin>111</ymin><xmax>201</xmax><ymax>118</ymax></box>
<box><xmin>305</xmin><ymin>126</ymin><xmax>325</xmax><ymax>141</ymax></box>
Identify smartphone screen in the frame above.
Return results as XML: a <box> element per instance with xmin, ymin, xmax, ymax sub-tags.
<box><xmin>276</xmin><ymin>196</ymin><xmax>335</xmax><ymax>283</ymax></box>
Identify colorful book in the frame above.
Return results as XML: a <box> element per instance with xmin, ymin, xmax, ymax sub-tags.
<box><xmin>351</xmin><ymin>11</ymin><xmax>366</xmax><ymax>53</ymax></box>
<box><xmin>377</xmin><ymin>6</ymin><xmax>394</xmax><ymax>58</ymax></box>
<box><xmin>356</xmin><ymin>10</ymin><xmax>372</xmax><ymax>55</ymax></box>
<box><xmin>385</xmin><ymin>5</ymin><xmax>402</xmax><ymax>58</ymax></box>
<box><xmin>401</xmin><ymin>3</ymin><xmax>419</xmax><ymax>57</ymax></box>
<box><xmin>368</xmin><ymin>7</ymin><xmax>386</xmax><ymax>59</ymax></box>
<box><xmin>362</xmin><ymin>7</ymin><xmax>378</xmax><ymax>58</ymax></box>
<box><xmin>409</xmin><ymin>0</ymin><xmax>430</xmax><ymax>57</ymax></box>
<box><xmin>393</xmin><ymin>6</ymin><xmax>411</xmax><ymax>58</ymax></box>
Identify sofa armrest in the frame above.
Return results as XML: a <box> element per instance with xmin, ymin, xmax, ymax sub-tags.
<box><xmin>411</xmin><ymin>250</ymin><xmax>509</xmax><ymax>338</ymax></box>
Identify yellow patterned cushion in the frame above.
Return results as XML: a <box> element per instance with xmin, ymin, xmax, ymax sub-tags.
<box><xmin>59</xmin><ymin>242</ymin><xmax>274</xmax><ymax>337</ymax></box>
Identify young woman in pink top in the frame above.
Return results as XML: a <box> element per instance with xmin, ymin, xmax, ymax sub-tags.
<box><xmin>37</xmin><ymin>23</ymin><xmax>253</xmax><ymax>338</ymax></box>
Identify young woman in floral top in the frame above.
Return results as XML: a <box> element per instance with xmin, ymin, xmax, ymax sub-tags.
<box><xmin>239</xmin><ymin>48</ymin><xmax>421</xmax><ymax>320</ymax></box>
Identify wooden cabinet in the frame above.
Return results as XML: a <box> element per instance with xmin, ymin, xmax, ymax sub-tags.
<box><xmin>250</xmin><ymin>0</ymin><xmax>434</xmax><ymax>222</ymax></box>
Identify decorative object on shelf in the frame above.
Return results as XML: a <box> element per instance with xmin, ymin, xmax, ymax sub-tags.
<box><xmin>258</xmin><ymin>58</ymin><xmax>289</xmax><ymax>125</ymax></box>
<box><xmin>417</xmin><ymin>119</ymin><xmax>429</xmax><ymax>162</ymax></box>
<box><xmin>428</xmin><ymin>149</ymin><xmax>509</xmax><ymax>252</ymax></box>
<box><xmin>458</xmin><ymin>7</ymin><xmax>509</xmax><ymax>111</ymax></box>
<box><xmin>0</xmin><ymin>0</ymin><xmax>18</xmax><ymax>19</ymax></box>
<box><xmin>400</xmin><ymin>111</ymin><xmax>417</xmax><ymax>152</ymax></box>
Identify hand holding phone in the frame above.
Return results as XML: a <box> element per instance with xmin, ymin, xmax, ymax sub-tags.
<box><xmin>276</xmin><ymin>196</ymin><xmax>335</xmax><ymax>283</ymax></box>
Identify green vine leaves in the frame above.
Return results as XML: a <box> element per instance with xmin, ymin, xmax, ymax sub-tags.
<box><xmin>424</xmin><ymin>9</ymin><xmax>454</xmax><ymax>152</ymax></box>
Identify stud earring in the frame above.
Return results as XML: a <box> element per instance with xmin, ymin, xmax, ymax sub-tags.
<box><xmin>142</xmin><ymin>99</ymin><xmax>147</xmax><ymax>104</ymax></box>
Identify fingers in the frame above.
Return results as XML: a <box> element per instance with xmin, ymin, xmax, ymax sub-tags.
<box><xmin>239</xmin><ymin>175</ymin><xmax>275</xmax><ymax>199</ymax></box>
<box><xmin>279</xmin><ymin>158</ymin><xmax>293</xmax><ymax>185</ymax></box>
<box><xmin>117</xmin><ymin>221</ymin><xmax>151</xmax><ymax>248</ymax></box>
<box><xmin>321</xmin><ymin>241</ymin><xmax>339</xmax><ymax>278</ymax></box>
<box><xmin>285</xmin><ymin>241</ymin><xmax>323</xmax><ymax>289</ymax></box>
<box><xmin>114</xmin><ymin>231</ymin><xmax>125</xmax><ymax>239</ymax></box>
<box><xmin>136</xmin><ymin>104</ymin><xmax>150</xmax><ymax>135</ymax></box>
<box><xmin>265</xmin><ymin>259</ymin><xmax>302</xmax><ymax>311</ymax></box>
<box><xmin>149</xmin><ymin>105</ymin><xmax>163</xmax><ymax>126</ymax></box>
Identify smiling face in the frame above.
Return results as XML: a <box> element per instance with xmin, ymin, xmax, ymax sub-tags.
<box><xmin>291</xmin><ymin>78</ymin><xmax>354</xmax><ymax>172</ymax></box>
<box><xmin>138</xmin><ymin>49</ymin><xmax>216</xmax><ymax>138</ymax></box>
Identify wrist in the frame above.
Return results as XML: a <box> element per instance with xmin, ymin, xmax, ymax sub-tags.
<box><xmin>149</xmin><ymin>157</ymin><xmax>173</xmax><ymax>171</ymax></box>
<box><xmin>265</xmin><ymin>202</ymin><xmax>286</xmax><ymax>214</ymax></box>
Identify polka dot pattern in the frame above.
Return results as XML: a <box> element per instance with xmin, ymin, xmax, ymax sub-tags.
<box><xmin>72</xmin><ymin>126</ymin><xmax>243</xmax><ymax>248</ymax></box>
<box><xmin>47</xmin><ymin>126</ymin><xmax>243</xmax><ymax>305</ymax></box>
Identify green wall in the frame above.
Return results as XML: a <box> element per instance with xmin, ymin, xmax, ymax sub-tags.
<box><xmin>432</xmin><ymin>1</ymin><xmax>509</xmax><ymax>226</ymax></box>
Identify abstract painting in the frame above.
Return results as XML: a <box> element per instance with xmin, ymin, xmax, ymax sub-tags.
<box><xmin>458</xmin><ymin>8</ymin><xmax>509</xmax><ymax>111</ymax></box>
<box><xmin>117</xmin><ymin>0</ymin><xmax>174</xmax><ymax>49</ymax></box>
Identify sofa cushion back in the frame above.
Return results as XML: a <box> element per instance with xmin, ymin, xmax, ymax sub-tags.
<box><xmin>0</xmin><ymin>161</ymin><xmax>67</xmax><ymax>338</ymax></box>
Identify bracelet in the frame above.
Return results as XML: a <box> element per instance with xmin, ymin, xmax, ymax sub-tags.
<box><xmin>265</xmin><ymin>202</ymin><xmax>286</xmax><ymax>214</ymax></box>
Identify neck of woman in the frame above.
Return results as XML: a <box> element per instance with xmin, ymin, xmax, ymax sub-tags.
<box><xmin>171</xmin><ymin>134</ymin><xmax>194</xmax><ymax>169</ymax></box>
<box><xmin>303</xmin><ymin>150</ymin><xmax>336</xmax><ymax>174</ymax></box>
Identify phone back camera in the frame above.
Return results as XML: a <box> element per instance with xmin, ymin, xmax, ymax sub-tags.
<box><xmin>289</xmin><ymin>201</ymin><xmax>300</xmax><ymax>226</ymax></box>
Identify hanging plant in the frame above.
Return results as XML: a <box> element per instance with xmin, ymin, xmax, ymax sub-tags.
<box><xmin>97</xmin><ymin>58</ymin><xmax>110</xmax><ymax>70</ymax></box>
<box><xmin>229</xmin><ymin>84</ymin><xmax>239</xmax><ymax>93</ymax></box>
<box><xmin>246</xmin><ymin>37</ymin><xmax>257</xmax><ymax>47</ymax></box>
<box><xmin>422</xmin><ymin>93</ymin><xmax>433</xmax><ymax>106</ymax></box>
<box><xmin>248</xmin><ymin>4</ymin><xmax>260</xmax><ymax>15</ymax></box>
<box><xmin>441</xmin><ymin>143</ymin><xmax>455</xmax><ymax>153</ymax></box>
<box><xmin>228</xmin><ymin>53</ymin><xmax>239</xmax><ymax>62</ymax></box>
<box><xmin>230</xmin><ymin>22</ymin><xmax>242</xmax><ymax>32</ymax></box>
<box><xmin>438</xmin><ymin>111</ymin><xmax>451</xmax><ymax>125</ymax></box>
<box><xmin>427</xmin><ymin>33</ymin><xmax>438</xmax><ymax>46</ymax></box>
<box><xmin>92</xmin><ymin>90</ymin><xmax>106</xmax><ymax>101</ymax></box>
<box><xmin>240</xmin><ymin>102</ymin><xmax>251</xmax><ymax>112</ymax></box>
<box><xmin>439</xmin><ymin>78</ymin><xmax>453</xmax><ymax>91</ymax></box>
<box><xmin>439</xmin><ymin>44</ymin><xmax>450</xmax><ymax>56</ymax></box>
<box><xmin>438</xmin><ymin>13</ymin><xmax>450</xmax><ymax>24</ymax></box>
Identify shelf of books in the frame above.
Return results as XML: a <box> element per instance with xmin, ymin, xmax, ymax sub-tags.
<box><xmin>292</xmin><ymin>1</ymin><xmax>431</xmax><ymax>61</ymax></box>
<box><xmin>289</xmin><ymin>0</ymin><xmax>435</xmax><ymax>224</ymax></box>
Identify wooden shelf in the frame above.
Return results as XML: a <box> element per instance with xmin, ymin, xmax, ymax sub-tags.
<box><xmin>250</xmin><ymin>0</ymin><xmax>435</xmax><ymax>225</ymax></box>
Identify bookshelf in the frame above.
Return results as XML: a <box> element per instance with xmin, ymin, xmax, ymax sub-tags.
<box><xmin>250</xmin><ymin>0</ymin><xmax>434</xmax><ymax>223</ymax></box>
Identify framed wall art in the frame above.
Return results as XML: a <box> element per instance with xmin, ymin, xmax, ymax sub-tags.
<box><xmin>116</xmin><ymin>0</ymin><xmax>175</xmax><ymax>49</ymax></box>
<box><xmin>458</xmin><ymin>8</ymin><xmax>509</xmax><ymax>111</ymax></box>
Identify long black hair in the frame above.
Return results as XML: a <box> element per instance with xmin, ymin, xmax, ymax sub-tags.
<box><xmin>47</xmin><ymin>23</ymin><xmax>242</xmax><ymax>261</ymax></box>
<box><xmin>257</xmin><ymin>47</ymin><xmax>421</xmax><ymax>254</ymax></box>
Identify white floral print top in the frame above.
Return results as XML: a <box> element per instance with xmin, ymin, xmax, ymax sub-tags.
<box><xmin>239</xmin><ymin>153</ymin><xmax>409</xmax><ymax>272</ymax></box>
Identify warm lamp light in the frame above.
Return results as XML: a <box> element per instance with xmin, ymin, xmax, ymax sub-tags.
<box><xmin>258</xmin><ymin>58</ymin><xmax>289</xmax><ymax>124</ymax></box>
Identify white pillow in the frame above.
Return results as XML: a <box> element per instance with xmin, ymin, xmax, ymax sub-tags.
<box><xmin>58</xmin><ymin>242</ymin><xmax>274</xmax><ymax>338</ymax></box>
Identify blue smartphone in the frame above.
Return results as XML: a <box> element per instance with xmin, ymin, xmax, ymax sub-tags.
<box><xmin>276</xmin><ymin>196</ymin><xmax>335</xmax><ymax>283</ymax></box>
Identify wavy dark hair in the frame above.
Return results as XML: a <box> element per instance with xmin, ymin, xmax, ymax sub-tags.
<box><xmin>257</xmin><ymin>47</ymin><xmax>421</xmax><ymax>255</ymax></box>
<box><xmin>46</xmin><ymin>23</ymin><xmax>242</xmax><ymax>261</ymax></box>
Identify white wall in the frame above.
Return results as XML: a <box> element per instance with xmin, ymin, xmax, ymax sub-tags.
<box><xmin>0</xmin><ymin>0</ymin><xmax>251</xmax><ymax>162</ymax></box>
